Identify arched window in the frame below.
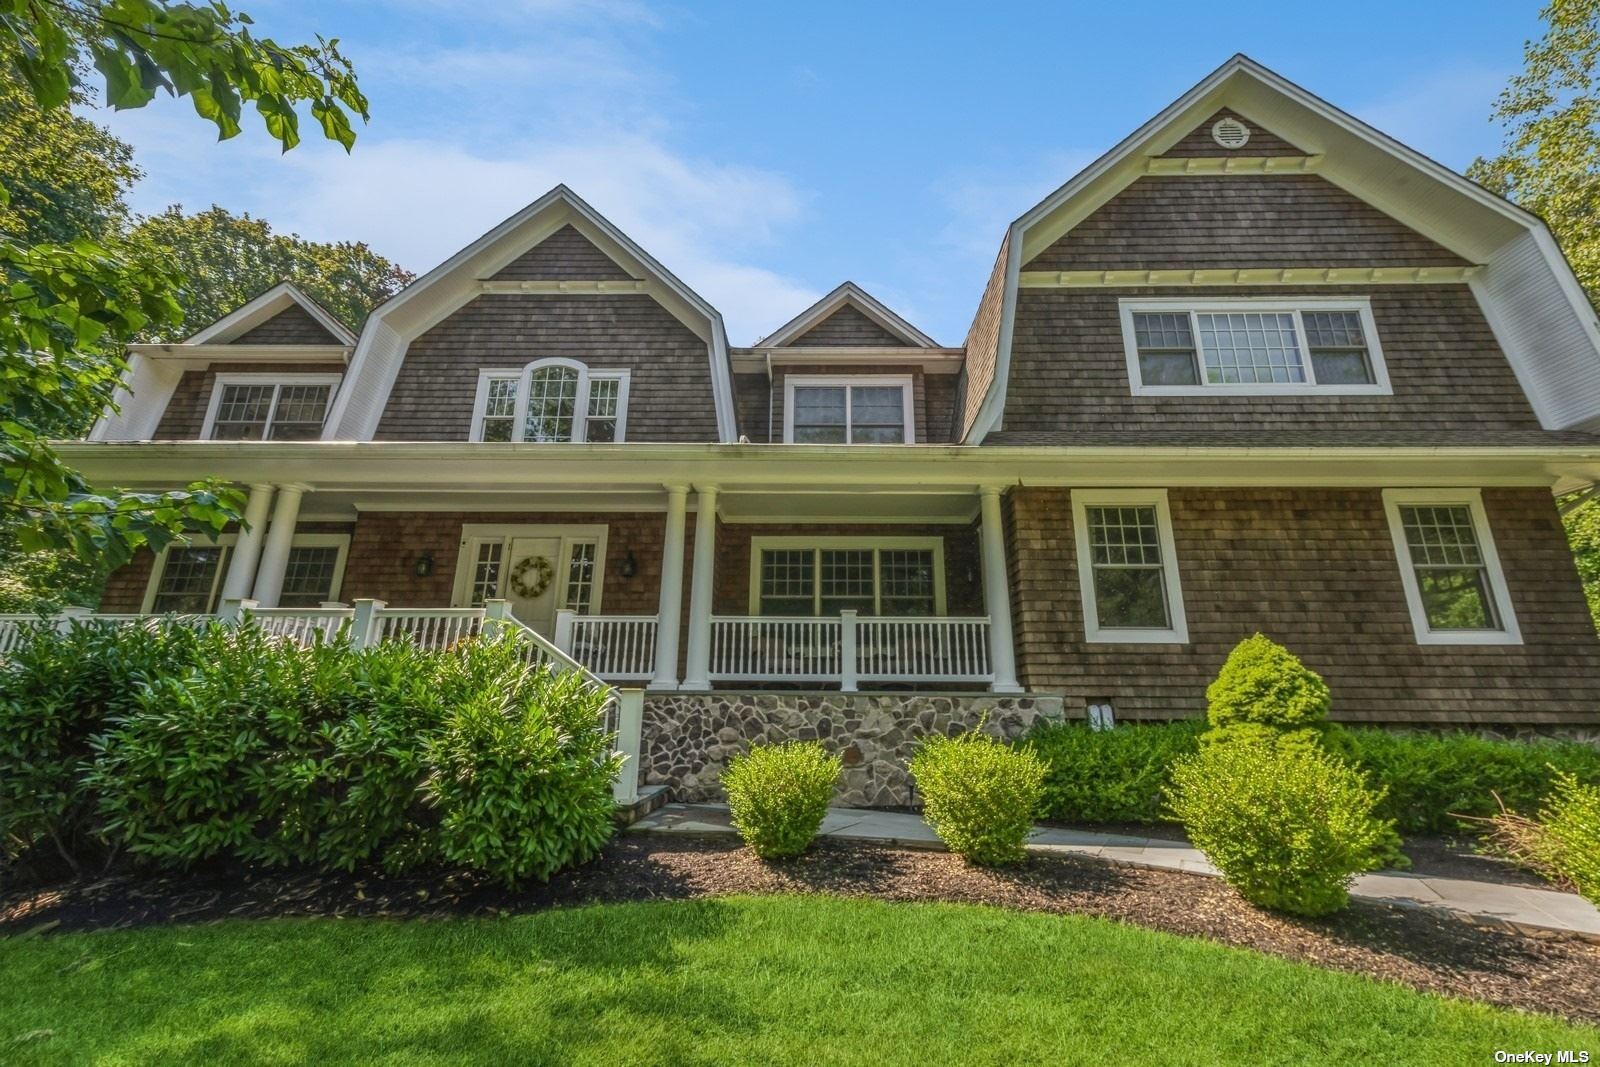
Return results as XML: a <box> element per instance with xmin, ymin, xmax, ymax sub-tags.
<box><xmin>471</xmin><ymin>358</ymin><xmax>629</xmax><ymax>442</ymax></box>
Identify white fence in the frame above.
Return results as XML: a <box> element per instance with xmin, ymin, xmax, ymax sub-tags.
<box><xmin>560</xmin><ymin>612</ymin><xmax>658</xmax><ymax>680</ymax></box>
<box><xmin>0</xmin><ymin>611</ymin><xmax>209</xmax><ymax>656</ymax></box>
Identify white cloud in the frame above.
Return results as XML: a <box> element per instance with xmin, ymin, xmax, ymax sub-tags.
<box><xmin>1355</xmin><ymin>63</ymin><xmax>1509</xmax><ymax>171</ymax></box>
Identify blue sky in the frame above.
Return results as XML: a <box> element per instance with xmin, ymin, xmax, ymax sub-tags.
<box><xmin>95</xmin><ymin>0</ymin><xmax>1542</xmax><ymax>343</ymax></box>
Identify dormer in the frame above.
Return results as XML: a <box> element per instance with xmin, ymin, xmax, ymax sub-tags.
<box><xmin>91</xmin><ymin>283</ymin><xmax>355</xmax><ymax>441</ymax></box>
<box><xmin>734</xmin><ymin>283</ymin><xmax>964</xmax><ymax>443</ymax></box>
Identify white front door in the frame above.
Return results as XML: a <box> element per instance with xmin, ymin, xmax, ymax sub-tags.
<box><xmin>506</xmin><ymin>536</ymin><xmax>563</xmax><ymax>635</ymax></box>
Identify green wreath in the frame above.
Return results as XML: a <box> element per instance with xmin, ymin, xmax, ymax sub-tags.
<box><xmin>508</xmin><ymin>554</ymin><xmax>555</xmax><ymax>599</ymax></box>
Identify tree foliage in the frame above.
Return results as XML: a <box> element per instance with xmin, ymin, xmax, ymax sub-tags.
<box><xmin>132</xmin><ymin>205</ymin><xmax>413</xmax><ymax>336</ymax></box>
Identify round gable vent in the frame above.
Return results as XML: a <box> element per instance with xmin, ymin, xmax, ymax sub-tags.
<box><xmin>1211</xmin><ymin>117</ymin><xmax>1251</xmax><ymax>150</ymax></box>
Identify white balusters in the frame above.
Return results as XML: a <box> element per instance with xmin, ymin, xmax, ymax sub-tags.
<box><xmin>567</xmin><ymin>615</ymin><xmax>658</xmax><ymax>679</ymax></box>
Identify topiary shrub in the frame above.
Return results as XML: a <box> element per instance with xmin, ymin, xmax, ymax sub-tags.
<box><xmin>0</xmin><ymin>618</ymin><xmax>208</xmax><ymax>876</ymax></box>
<box><xmin>424</xmin><ymin>645</ymin><xmax>621</xmax><ymax>886</ymax></box>
<box><xmin>911</xmin><ymin>727</ymin><xmax>1047</xmax><ymax>866</ymax></box>
<box><xmin>721</xmin><ymin>741</ymin><xmax>841</xmax><ymax>859</ymax></box>
<box><xmin>1168</xmin><ymin>741</ymin><xmax>1393</xmax><ymax>917</ymax></box>
<box><xmin>1026</xmin><ymin>718</ymin><xmax>1204</xmax><ymax>823</ymax></box>
<box><xmin>1203</xmin><ymin>633</ymin><xmax>1331</xmax><ymax>753</ymax></box>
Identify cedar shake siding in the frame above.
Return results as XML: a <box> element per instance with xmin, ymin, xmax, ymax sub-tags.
<box><xmin>991</xmin><ymin>285</ymin><xmax>1541</xmax><ymax>441</ymax></box>
<box><xmin>959</xmin><ymin>233</ymin><xmax>1009</xmax><ymax>440</ymax></box>
<box><xmin>1024</xmin><ymin>175</ymin><xmax>1469</xmax><ymax>272</ymax></box>
<box><xmin>1158</xmin><ymin>109</ymin><xmax>1307</xmax><ymax>158</ymax></box>
<box><xmin>1005</xmin><ymin>486</ymin><xmax>1600</xmax><ymax>726</ymax></box>
<box><xmin>732</xmin><ymin>372</ymin><xmax>772</xmax><ymax>442</ymax></box>
<box><xmin>372</xmin><ymin>293</ymin><xmax>719</xmax><ymax>442</ymax></box>
<box><xmin>788</xmin><ymin>305</ymin><xmax>913</xmax><ymax>347</ymax></box>
<box><xmin>490</xmin><ymin>224</ymin><xmax>637</xmax><ymax>281</ymax></box>
<box><xmin>230</xmin><ymin>303</ymin><xmax>346</xmax><ymax>345</ymax></box>
<box><xmin>152</xmin><ymin>362</ymin><xmax>345</xmax><ymax>440</ymax></box>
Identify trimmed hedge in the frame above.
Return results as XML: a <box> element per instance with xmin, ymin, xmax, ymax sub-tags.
<box><xmin>1029</xmin><ymin>719</ymin><xmax>1205</xmax><ymax>823</ymax></box>
<box><xmin>911</xmin><ymin>728</ymin><xmax>1047</xmax><ymax>866</ymax></box>
<box><xmin>1204</xmin><ymin>633</ymin><xmax>1331</xmax><ymax>753</ymax></box>
<box><xmin>722</xmin><ymin>741</ymin><xmax>842</xmax><ymax>859</ymax></box>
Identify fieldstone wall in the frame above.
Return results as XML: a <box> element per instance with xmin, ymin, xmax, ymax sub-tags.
<box><xmin>641</xmin><ymin>691</ymin><xmax>1065</xmax><ymax>807</ymax></box>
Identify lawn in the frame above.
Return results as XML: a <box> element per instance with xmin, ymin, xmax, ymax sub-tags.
<box><xmin>1</xmin><ymin>895</ymin><xmax>1594</xmax><ymax>1065</ymax></box>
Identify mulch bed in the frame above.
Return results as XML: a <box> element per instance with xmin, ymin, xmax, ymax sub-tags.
<box><xmin>4</xmin><ymin>834</ymin><xmax>1598</xmax><ymax>1026</ymax></box>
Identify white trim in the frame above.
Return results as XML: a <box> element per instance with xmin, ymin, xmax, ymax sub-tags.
<box><xmin>200</xmin><ymin>373</ymin><xmax>342</xmax><ymax>440</ymax></box>
<box><xmin>757</xmin><ymin>281</ymin><xmax>938</xmax><ymax>348</ymax></box>
<box><xmin>449</xmin><ymin>523</ymin><xmax>610</xmax><ymax>613</ymax></box>
<box><xmin>1380</xmin><ymin>488</ymin><xmax>1522</xmax><ymax>646</ymax></box>
<box><xmin>1117</xmin><ymin>297</ymin><xmax>1392</xmax><ymax>396</ymax></box>
<box><xmin>467</xmin><ymin>361</ymin><xmax>630</xmax><ymax>442</ymax></box>
<box><xmin>1021</xmin><ymin>266</ymin><xmax>1480</xmax><ymax>288</ymax></box>
<box><xmin>187</xmin><ymin>282</ymin><xmax>357</xmax><ymax>346</ymax></box>
<box><xmin>781</xmin><ymin>374</ymin><xmax>916</xmax><ymax>444</ymax></box>
<box><xmin>746</xmin><ymin>535</ymin><xmax>947</xmax><ymax>616</ymax></box>
<box><xmin>142</xmin><ymin>531</ymin><xmax>350</xmax><ymax>613</ymax></box>
<box><xmin>1071</xmin><ymin>489</ymin><xmax>1189</xmax><ymax>644</ymax></box>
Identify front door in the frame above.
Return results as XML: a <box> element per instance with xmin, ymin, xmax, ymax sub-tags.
<box><xmin>506</xmin><ymin>536</ymin><xmax>563</xmax><ymax>635</ymax></box>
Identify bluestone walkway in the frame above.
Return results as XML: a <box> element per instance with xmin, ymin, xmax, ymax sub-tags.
<box><xmin>631</xmin><ymin>802</ymin><xmax>1600</xmax><ymax>941</ymax></box>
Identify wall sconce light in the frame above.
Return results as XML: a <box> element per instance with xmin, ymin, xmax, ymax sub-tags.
<box><xmin>620</xmin><ymin>549</ymin><xmax>638</xmax><ymax>579</ymax></box>
<box><xmin>414</xmin><ymin>552</ymin><xmax>435</xmax><ymax>579</ymax></box>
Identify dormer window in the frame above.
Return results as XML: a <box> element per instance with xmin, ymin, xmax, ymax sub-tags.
<box><xmin>783</xmin><ymin>375</ymin><xmax>915</xmax><ymax>444</ymax></box>
<box><xmin>1119</xmin><ymin>298</ymin><xmax>1391</xmax><ymax>396</ymax></box>
<box><xmin>471</xmin><ymin>359</ymin><xmax>630</xmax><ymax>443</ymax></box>
<box><xmin>202</xmin><ymin>375</ymin><xmax>339</xmax><ymax>440</ymax></box>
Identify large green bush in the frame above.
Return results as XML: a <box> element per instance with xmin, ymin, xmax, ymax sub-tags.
<box><xmin>1168</xmin><ymin>741</ymin><xmax>1393</xmax><ymax>917</ymax></box>
<box><xmin>1533</xmin><ymin>774</ymin><xmax>1600</xmax><ymax>905</ymax></box>
<box><xmin>1203</xmin><ymin>633</ymin><xmax>1332</xmax><ymax>752</ymax></box>
<box><xmin>1027</xmin><ymin>719</ymin><xmax>1204</xmax><ymax>823</ymax></box>
<box><xmin>721</xmin><ymin>741</ymin><xmax>842</xmax><ymax>859</ymax></box>
<box><xmin>911</xmin><ymin>728</ymin><xmax>1046</xmax><ymax>866</ymax></box>
<box><xmin>1341</xmin><ymin>727</ymin><xmax>1600</xmax><ymax>834</ymax></box>
<box><xmin>0</xmin><ymin>619</ymin><xmax>208</xmax><ymax>875</ymax></box>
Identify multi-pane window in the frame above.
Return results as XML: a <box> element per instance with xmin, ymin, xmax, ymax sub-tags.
<box><xmin>757</xmin><ymin>545</ymin><xmax>940</xmax><ymax>616</ymax></box>
<box><xmin>787</xmin><ymin>379</ymin><xmax>912</xmax><ymax>443</ymax></box>
<box><xmin>1124</xmin><ymin>303</ymin><xmax>1383</xmax><ymax>392</ymax></box>
<box><xmin>1083</xmin><ymin>506</ymin><xmax>1170</xmax><ymax>630</ymax></box>
<box><xmin>565</xmin><ymin>542</ymin><xmax>599</xmax><ymax>614</ymax></box>
<box><xmin>1072</xmin><ymin>492</ymin><xmax>1188</xmax><ymax>643</ymax></box>
<box><xmin>207</xmin><ymin>380</ymin><xmax>334</xmax><ymax>439</ymax></box>
<box><xmin>467</xmin><ymin>541</ymin><xmax>504</xmax><ymax>606</ymax></box>
<box><xmin>278</xmin><ymin>547</ymin><xmax>342</xmax><ymax>607</ymax></box>
<box><xmin>150</xmin><ymin>546</ymin><xmax>231</xmax><ymax>613</ymax></box>
<box><xmin>472</xmin><ymin>362</ymin><xmax>627</xmax><ymax>442</ymax></box>
<box><xmin>1384</xmin><ymin>492</ymin><xmax>1519</xmax><ymax>644</ymax></box>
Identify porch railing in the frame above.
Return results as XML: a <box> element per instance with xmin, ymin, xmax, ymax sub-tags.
<box><xmin>558</xmin><ymin>611</ymin><xmax>659</xmax><ymax>681</ymax></box>
<box><xmin>709</xmin><ymin>616</ymin><xmax>843</xmax><ymax>682</ymax></box>
<box><xmin>708</xmin><ymin>612</ymin><xmax>994</xmax><ymax>688</ymax></box>
<box><xmin>0</xmin><ymin>610</ymin><xmax>208</xmax><ymax>655</ymax></box>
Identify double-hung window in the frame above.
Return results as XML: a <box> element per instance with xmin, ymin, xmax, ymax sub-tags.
<box><xmin>1119</xmin><ymin>298</ymin><xmax>1390</xmax><ymax>395</ymax></box>
<box><xmin>1072</xmin><ymin>490</ymin><xmax>1188</xmax><ymax>643</ymax></box>
<box><xmin>752</xmin><ymin>539</ymin><xmax>943</xmax><ymax>616</ymax></box>
<box><xmin>203</xmin><ymin>375</ymin><xmax>339</xmax><ymax>439</ymax></box>
<box><xmin>143</xmin><ymin>534</ymin><xmax>348</xmax><ymax>613</ymax></box>
<box><xmin>471</xmin><ymin>359</ymin><xmax>629</xmax><ymax>442</ymax></box>
<box><xmin>783</xmin><ymin>376</ymin><xmax>915</xmax><ymax>444</ymax></box>
<box><xmin>1382</xmin><ymin>490</ymin><xmax>1520</xmax><ymax>644</ymax></box>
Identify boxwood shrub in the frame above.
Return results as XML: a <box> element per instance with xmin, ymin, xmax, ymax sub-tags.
<box><xmin>912</xmin><ymin>727</ymin><xmax>1047</xmax><ymax>866</ymax></box>
<box><xmin>1028</xmin><ymin>719</ymin><xmax>1203</xmax><ymax>823</ymax></box>
<box><xmin>721</xmin><ymin>741</ymin><xmax>842</xmax><ymax>859</ymax></box>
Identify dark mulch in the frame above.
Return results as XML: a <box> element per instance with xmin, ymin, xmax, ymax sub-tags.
<box><xmin>3</xmin><ymin>835</ymin><xmax>1597</xmax><ymax>1026</ymax></box>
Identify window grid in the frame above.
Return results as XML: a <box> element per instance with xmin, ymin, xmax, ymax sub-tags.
<box><xmin>210</xmin><ymin>384</ymin><xmax>276</xmax><ymax>439</ymax></box>
<box><xmin>278</xmin><ymin>546</ymin><xmax>340</xmax><ymax>607</ymax></box>
<box><xmin>564</xmin><ymin>542</ymin><xmax>598</xmax><ymax>615</ymax></box>
<box><xmin>208</xmin><ymin>381</ymin><xmax>332</xmax><ymax>440</ymax></box>
<box><xmin>476</xmin><ymin>365</ymin><xmax>627</xmax><ymax>442</ymax></box>
<box><xmin>480</xmin><ymin>377</ymin><xmax>519</xmax><ymax>442</ymax></box>
<box><xmin>524</xmin><ymin>365</ymin><xmax>580</xmax><ymax>442</ymax></box>
<box><xmin>1085</xmin><ymin>505</ymin><xmax>1171</xmax><ymax>631</ymax></box>
<box><xmin>758</xmin><ymin>546</ymin><xmax>938</xmax><ymax>616</ymax></box>
<box><xmin>789</xmin><ymin>381</ymin><xmax>908</xmax><ymax>444</ymax></box>
<box><xmin>759</xmin><ymin>550</ymin><xmax>816</xmax><ymax>615</ymax></box>
<box><xmin>151</xmin><ymin>546</ymin><xmax>230</xmax><ymax>613</ymax></box>
<box><xmin>1129</xmin><ymin>305</ymin><xmax>1378</xmax><ymax>390</ymax></box>
<box><xmin>585</xmin><ymin>377</ymin><xmax>620</xmax><ymax>443</ymax></box>
<box><xmin>1398</xmin><ymin>505</ymin><xmax>1500</xmax><ymax>631</ymax></box>
<box><xmin>879</xmin><ymin>549</ymin><xmax>937</xmax><ymax>616</ymax></box>
<box><xmin>469</xmin><ymin>542</ymin><xmax>504</xmax><ymax>606</ymax></box>
<box><xmin>819</xmin><ymin>549</ymin><xmax>875</xmax><ymax>614</ymax></box>
<box><xmin>1196</xmin><ymin>311</ymin><xmax>1306</xmax><ymax>384</ymax></box>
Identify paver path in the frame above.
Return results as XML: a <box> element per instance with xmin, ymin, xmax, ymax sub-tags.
<box><xmin>632</xmin><ymin>802</ymin><xmax>1600</xmax><ymax>940</ymax></box>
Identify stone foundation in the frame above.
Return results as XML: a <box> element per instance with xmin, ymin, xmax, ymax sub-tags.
<box><xmin>641</xmin><ymin>691</ymin><xmax>1065</xmax><ymax>807</ymax></box>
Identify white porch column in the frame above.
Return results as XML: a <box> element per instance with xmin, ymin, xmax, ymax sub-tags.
<box><xmin>220</xmin><ymin>483</ymin><xmax>274</xmax><ymax>602</ymax></box>
<box><xmin>979</xmin><ymin>485</ymin><xmax>1023</xmax><ymax>694</ymax></box>
<box><xmin>650</xmin><ymin>484</ymin><xmax>689</xmax><ymax>690</ymax></box>
<box><xmin>251</xmin><ymin>482</ymin><xmax>308</xmax><ymax>608</ymax></box>
<box><xmin>680</xmin><ymin>484</ymin><xmax>719</xmax><ymax>691</ymax></box>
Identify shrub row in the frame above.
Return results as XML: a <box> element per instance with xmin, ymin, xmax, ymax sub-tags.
<box><xmin>1</xmin><ymin>622</ymin><xmax>620</xmax><ymax>886</ymax></box>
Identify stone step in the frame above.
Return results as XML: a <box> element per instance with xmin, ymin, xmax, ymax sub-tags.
<box><xmin>614</xmin><ymin>783</ymin><xmax>672</xmax><ymax>826</ymax></box>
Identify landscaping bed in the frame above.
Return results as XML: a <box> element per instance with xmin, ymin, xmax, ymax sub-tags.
<box><xmin>6</xmin><ymin>834</ymin><xmax>1599</xmax><ymax>1026</ymax></box>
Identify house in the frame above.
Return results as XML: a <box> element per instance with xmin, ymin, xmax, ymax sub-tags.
<box><xmin>65</xmin><ymin>55</ymin><xmax>1600</xmax><ymax>804</ymax></box>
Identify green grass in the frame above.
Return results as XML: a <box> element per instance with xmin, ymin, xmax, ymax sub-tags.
<box><xmin>1</xmin><ymin>896</ymin><xmax>1594</xmax><ymax>1065</ymax></box>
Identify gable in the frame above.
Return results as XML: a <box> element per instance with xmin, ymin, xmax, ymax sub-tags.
<box><xmin>1024</xmin><ymin>174</ymin><xmax>1471</xmax><ymax>272</ymax></box>
<box><xmin>491</xmin><ymin>223</ymin><xmax>637</xmax><ymax>281</ymax></box>
<box><xmin>789</xmin><ymin>304</ymin><xmax>914</xmax><ymax>347</ymax></box>
<box><xmin>1159</xmin><ymin>108</ymin><xmax>1306</xmax><ymax>158</ymax></box>
<box><xmin>229</xmin><ymin>302</ymin><xmax>348</xmax><ymax>345</ymax></box>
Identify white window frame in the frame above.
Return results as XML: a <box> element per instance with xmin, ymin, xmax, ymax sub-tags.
<box><xmin>1381</xmin><ymin>489</ymin><xmax>1521</xmax><ymax>646</ymax></box>
<box><xmin>782</xmin><ymin>374</ymin><xmax>916</xmax><ymax>444</ymax></box>
<box><xmin>200</xmin><ymin>373</ymin><xmax>342</xmax><ymax>440</ymax></box>
<box><xmin>141</xmin><ymin>532</ymin><xmax>350</xmax><ymax>613</ymax></box>
<box><xmin>468</xmin><ymin>359</ymin><xmax>630</xmax><ymax>442</ymax></box>
<box><xmin>1118</xmin><ymin>297</ymin><xmax>1392</xmax><ymax>396</ymax></box>
<box><xmin>449</xmin><ymin>523</ymin><xmax>609</xmax><ymax>612</ymax></box>
<box><xmin>1072</xmin><ymin>489</ymin><xmax>1189</xmax><ymax>644</ymax></box>
<box><xmin>747</xmin><ymin>536</ymin><xmax>946</xmax><ymax>616</ymax></box>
